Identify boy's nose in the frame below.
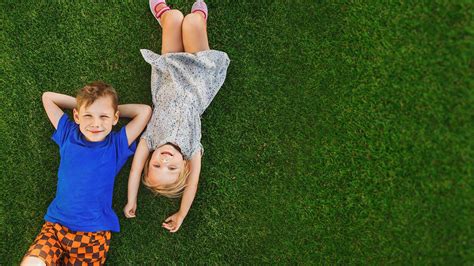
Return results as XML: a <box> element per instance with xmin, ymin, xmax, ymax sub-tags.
<box><xmin>91</xmin><ymin>119</ymin><xmax>100</xmax><ymax>127</ymax></box>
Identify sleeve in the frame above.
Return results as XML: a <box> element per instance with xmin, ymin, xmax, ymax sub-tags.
<box><xmin>190</xmin><ymin>142</ymin><xmax>204</xmax><ymax>158</ymax></box>
<box><xmin>141</xmin><ymin>127</ymin><xmax>153</xmax><ymax>151</ymax></box>
<box><xmin>140</xmin><ymin>114</ymin><xmax>157</xmax><ymax>151</ymax></box>
<box><xmin>115</xmin><ymin>127</ymin><xmax>138</xmax><ymax>170</ymax></box>
<box><xmin>51</xmin><ymin>114</ymin><xmax>75</xmax><ymax>147</ymax></box>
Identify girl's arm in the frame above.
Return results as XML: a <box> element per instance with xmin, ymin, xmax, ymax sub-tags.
<box><xmin>42</xmin><ymin>92</ymin><xmax>76</xmax><ymax>129</ymax></box>
<box><xmin>124</xmin><ymin>139</ymin><xmax>150</xmax><ymax>218</ymax></box>
<box><xmin>119</xmin><ymin>104</ymin><xmax>152</xmax><ymax>146</ymax></box>
<box><xmin>178</xmin><ymin>151</ymin><xmax>202</xmax><ymax>217</ymax></box>
<box><xmin>162</xmin><ymin>151</ymin><xmax>202</xmax><ymax>232</ymax></box>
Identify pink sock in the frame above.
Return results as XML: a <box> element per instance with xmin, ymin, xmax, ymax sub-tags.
<box><xmin>191</xmin><ymin>1</ymin><xmax>208</xmax><ymax>20</ymax></box>
<box><xmin>155</xmin><ymin>5</ymin><xmax>171</xmax><ymax>23</ymax></box>
<box><xmin>150</xmin><ymin>0</ymin><xmax>171</xmax><ymax>26</ymax></box>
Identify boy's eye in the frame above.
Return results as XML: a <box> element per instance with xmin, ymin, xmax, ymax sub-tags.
<box><xmin>101</xmin><ymin>115</ymin><xmax>110</xmax><ymax>118</ymax></box>
<box><xmin>84</xmin><ymin>115</ymin><xmax>92</xmax><ymax>118</ymax></box>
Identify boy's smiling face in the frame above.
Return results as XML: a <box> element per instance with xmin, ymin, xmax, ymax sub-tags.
<box><xmin>73</xmin><ymin>96</ymin><xmax>119</xmax><ymax>142</ymax></box>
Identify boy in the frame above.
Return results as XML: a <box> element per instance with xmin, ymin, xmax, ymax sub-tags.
<box><xmin>21</xmin><ymin>81</ymin><xmax>151</xmax><ymax>265</ymax></box>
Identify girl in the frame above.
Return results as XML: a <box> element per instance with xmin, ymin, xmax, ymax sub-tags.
<box><xmin>123</xmin><ymin>0</ymin><xmax>230</xmax><ymax>233</ymax></box>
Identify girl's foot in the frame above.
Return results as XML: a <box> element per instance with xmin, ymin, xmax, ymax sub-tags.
<box><xmin>191</xmin><ymin>0</ymin><xmax>208</xmax><ymax>20</ymax></box>
<box><xmin>149</xmin><ymin>0</ymin><xmax>171</xmax><ymax>26</ymax></box>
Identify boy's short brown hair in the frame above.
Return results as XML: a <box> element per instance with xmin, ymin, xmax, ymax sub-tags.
<box><xmin>76</xmin><ymin>81</ymin><xmax>118</xmax><ymax>111</ymax></box>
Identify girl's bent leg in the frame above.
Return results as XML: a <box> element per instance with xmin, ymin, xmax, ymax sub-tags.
<box><xmin>182</xmin><ymin>13</ymin><xmax>210</xmax><ymax>53</ymax></box>
<box><xmin>161</xmin><ymin>10</ymin><xmax>184</xmax><ymax>54</ymax></box>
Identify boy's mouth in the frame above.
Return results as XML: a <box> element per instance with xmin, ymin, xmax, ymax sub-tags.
<box><xmin>89</xmin><ymin>130</ymin><xmax>103</xmax><ymax>134</ymax></box>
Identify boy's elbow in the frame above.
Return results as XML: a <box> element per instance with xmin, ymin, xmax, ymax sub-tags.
<box><xmin>42</xmin><ymin>92</ymin><xmax>53</xmax><ymax>103</ymax></box>
<box><xmin>42</xmin><ymin>92</ymin><xmax>51</xmax><ymax>101</ymax></box>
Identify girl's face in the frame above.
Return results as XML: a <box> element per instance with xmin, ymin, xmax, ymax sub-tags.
<box><xmin>147</xmin><ymin>144</ymin><xmax>185</xmax><ymax>187</ymax></box>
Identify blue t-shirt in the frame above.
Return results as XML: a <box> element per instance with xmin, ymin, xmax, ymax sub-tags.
<box><xmin>44</xmin><ymin>114</ymin><xmax>136</xmax><ymax>232</ymax></box>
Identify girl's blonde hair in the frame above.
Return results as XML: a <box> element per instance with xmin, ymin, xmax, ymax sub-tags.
<box><xmin>142</xmin><ymin>154</ymin><xmax>190</xmax><ymax>198</ymax></box>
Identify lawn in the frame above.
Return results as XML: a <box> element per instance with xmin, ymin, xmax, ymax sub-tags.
<box><xmin>1</xmin><ymin>0</ymin><xmax>473</xmax><ymax>264</ymax></box>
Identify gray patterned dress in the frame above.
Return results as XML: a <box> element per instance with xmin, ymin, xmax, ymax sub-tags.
<box><xmin>140</xmin><ymin>49</ymin><xmax>230</xmax><ymax>160</ymax></box>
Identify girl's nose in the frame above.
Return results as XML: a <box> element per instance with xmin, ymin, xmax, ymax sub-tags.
<box><xmin>161</xmin><ymin>156</ymin><xmax>170</xmax><ymax>164</ymax></box>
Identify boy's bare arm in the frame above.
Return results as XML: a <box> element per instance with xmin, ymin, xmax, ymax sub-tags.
<box><xmin>42</xmin><ymin>92</ymin><xmax>76</xmax><ymax>129</ymax></box>
<box><xmin>118</xmin><ymin>104</ymin><xmax>152</xmax><ymax>146</ymax></box>
<box><xmin>124</xmin><ymin>139</ymin><xmax>149</xmax><ymax>218</ymax></box>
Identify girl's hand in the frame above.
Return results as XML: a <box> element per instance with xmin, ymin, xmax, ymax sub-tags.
<box><xmin>162</xmin><ymin>212</ymin><xmax>184</xmax><ymax>233</ymax></box>
<box><xmin>123</xmin><ymin>202</ymin><xmax>137</xmax><ymax>218</ymax></box>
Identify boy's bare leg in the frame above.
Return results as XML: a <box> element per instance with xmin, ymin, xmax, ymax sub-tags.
<box><xmin>21</xmin><ymin>256</ymin><xmax>46</xmax><ymax>266</ymax></box>
<box><xmin>159</xmin><ymin>7</ymin><xmax>184</xmax><ymax>54</ymax></box>
<box><xmin>182</xmin><ymin>12</ymin><xmax>209</xmax><ymax>53</ymax></box>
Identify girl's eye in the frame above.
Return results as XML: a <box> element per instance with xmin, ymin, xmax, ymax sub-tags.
<box><xmin>153</xmin><ymin>164</ymin><xmax>160</xmax><ymax>168</ymax></box>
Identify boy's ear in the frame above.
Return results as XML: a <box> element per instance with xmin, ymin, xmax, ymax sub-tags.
<box><xmin>73</xmin><ymin>108</ymin><xmax>80</xmax><ymax>124</ymax></box>
<box><xmin>113</xmin><ymin>111</ymin><xmax>119</xmax><ymax>125</ymax></box>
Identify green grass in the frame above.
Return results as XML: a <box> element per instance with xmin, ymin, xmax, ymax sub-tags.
<box><xmin>1</xmin><ymin>0</ymin><xmax>473</xmax><ymax>264</ymax></box>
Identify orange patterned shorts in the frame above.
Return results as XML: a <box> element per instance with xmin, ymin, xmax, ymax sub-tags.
<box><xmin>24</xmin><ymin>222</ymin><xmax>111</xmax><ymax>265</ymax></box>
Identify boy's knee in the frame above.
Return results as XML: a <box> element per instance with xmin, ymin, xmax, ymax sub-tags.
<box><xmin>21</xmin><ymin>256</ymin><xmax>46</xmax><ymax>266</ymax></box>
<box><xmin>183</xmin><ymin>13</ymin><xmax>206</xmax><ymax>32</ymax></box>
<box><xmin>163</xmin><ymin>10</ymin><xmax>184</xmax><ymax>27</ymax></box>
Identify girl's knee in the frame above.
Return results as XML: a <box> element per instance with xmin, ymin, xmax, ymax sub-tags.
<box><xmin>182</xmin><ymin>13</ymin><xmax>206</xmax><ymax>32</ymax></box>
<box><xmin>162</xmin><ymin>10</ymin><xmax>184</xmax><ymax>27</ymax></box>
